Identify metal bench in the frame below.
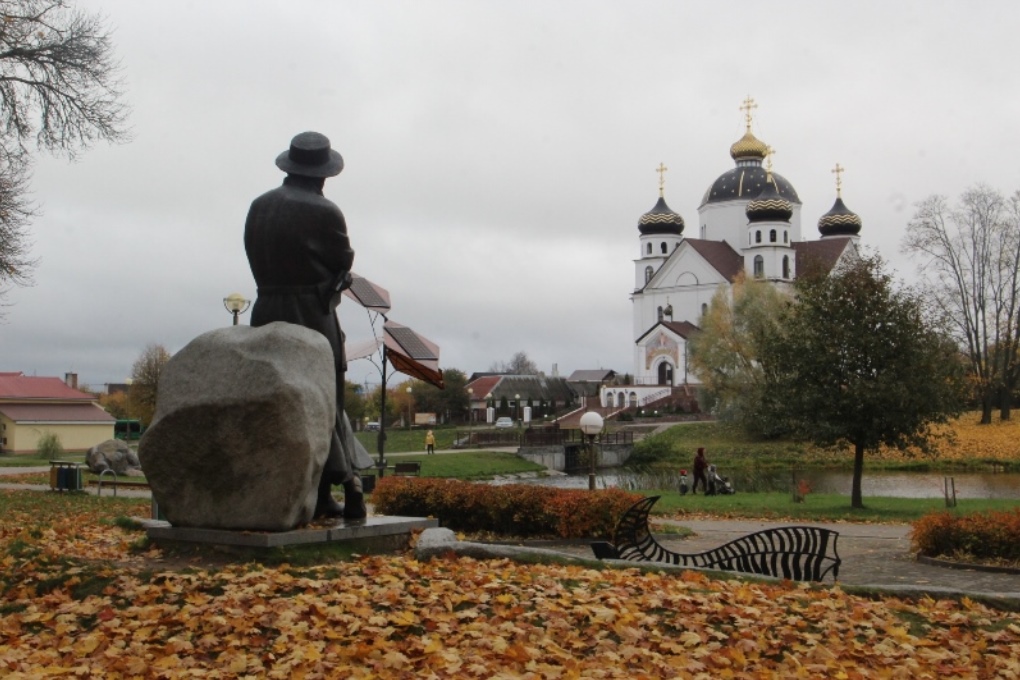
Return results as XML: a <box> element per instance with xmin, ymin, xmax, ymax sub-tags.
<box><xmin>391</xmin><ymin>462</ymin><xmax>422</xmax><ymax>477</ymax></box>
<box><xmin>591</xmin><ymin>496</ymin><xmax>841</xmax><ymax>582</ymax></box>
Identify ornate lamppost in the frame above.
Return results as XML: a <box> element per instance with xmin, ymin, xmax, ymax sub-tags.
<box><xmin>579</xmin><ymin>411</ymin><xmax>604</xmax><ymax>491</ymax></box>
<box><xmin>223</xmin><ymin>293</ymin><xmax>250</xmax><ymax>326</ymax></box>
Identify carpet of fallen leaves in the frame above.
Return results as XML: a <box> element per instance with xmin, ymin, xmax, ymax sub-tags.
<box><xmin>873</xmin><ymin>411</ymin><xmax>1020</xmax><ymax>463</ymax></box>
<box><xmin>2</xmin><ymin>491</ymin><xmax>1020</xmax><ymax>678</ymax></box>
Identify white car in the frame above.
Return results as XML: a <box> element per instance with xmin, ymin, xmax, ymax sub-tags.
<box><xmin>494</xmin><ymin>417</ymin><xmax>514</xmax><ymax>428</ymax></box>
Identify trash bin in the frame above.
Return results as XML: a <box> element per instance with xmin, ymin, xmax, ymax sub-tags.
<box><xmin>50</xmin><ymin>461</ymin><xmax>82</xmax><ymax>491</ymax></box>
<box><xmin>361</xmin><ymin>474</ymin><xmax>376</xmax><ymax>494</ymax></box>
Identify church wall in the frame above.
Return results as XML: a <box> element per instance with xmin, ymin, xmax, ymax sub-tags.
<box><xmin>632</xmin><ymin>256</ymin><xmax>720</xmax><ymax>338</ymax></box>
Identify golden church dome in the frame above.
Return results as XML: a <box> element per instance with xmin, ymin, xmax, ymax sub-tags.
<box><xmin>729</xmin><ymin>130</ymin><xmax>769</xmax><ymax>161</ymax></box>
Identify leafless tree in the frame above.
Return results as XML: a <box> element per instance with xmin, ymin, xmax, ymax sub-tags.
<box><xmin>903</xmin><ymin>186</ymin><xmax>1020</xmax><ymax>422</ymax></box>
<box><xmin>490</xmin><ymin>351</ymin><xmax>540</xmax><ymax>375</ymax></box>
<box><xmin>128</xmin><ymin>343</ymin><xmax>171</xmax><ymax>426</ymax></box>
<box><xmin>0</xmin><ymin>0</ymin><xmax>129</xmax><ymax>308</ymax></box>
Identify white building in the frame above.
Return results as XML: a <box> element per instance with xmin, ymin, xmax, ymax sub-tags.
<box><xmin>603</xmin><ymin>99</ymin><xmax>863</xmax><ymax>411</ymax></box>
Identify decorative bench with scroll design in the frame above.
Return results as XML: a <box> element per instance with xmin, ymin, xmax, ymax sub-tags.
<box><xmin>591</xmin><ymin>496</ymin><xmax>841</xmax><ymax>582</ymax></box>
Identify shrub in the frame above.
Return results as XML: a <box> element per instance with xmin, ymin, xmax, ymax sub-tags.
<box><xmin>911</xmin><ymin>509</ymin><xmax>1020</xmax><ymax>562</ymax></box>
<box><xmin>372</xmin><ymin>477</ymin><xmax>641</xmax><ymax>539</ymax></box>
<box><xmin>36</xmin><ymin>432</ymin><xmax>65</xmax><ymax>461</ymax></box>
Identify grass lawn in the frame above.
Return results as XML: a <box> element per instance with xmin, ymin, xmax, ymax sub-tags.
<box><xmin>644</xmin><ymin>490</ymin><xmax>1020</xmax><ymax>523</ymax></box>
<box><xmin>374</xmin><ymin>450</ymin><xmax>546</xmax><ymax>479</ymax></box>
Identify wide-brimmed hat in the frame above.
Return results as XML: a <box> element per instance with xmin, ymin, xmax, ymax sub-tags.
<box><xmin>275</xmin><ymin>131</ymin><xmax>344</xmax><ymax>177</ymax></box>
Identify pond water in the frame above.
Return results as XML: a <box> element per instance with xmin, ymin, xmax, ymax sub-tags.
<box><xmin>495</xmin><ymin>468</ymin><xmax>1020</xmax><ymax>500</ymax></box>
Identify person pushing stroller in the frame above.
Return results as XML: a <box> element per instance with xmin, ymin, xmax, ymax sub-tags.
<box><xmin>692</xmin><ymin>447</ymin><xmax>708</xmax><ymax>494</ymax></box>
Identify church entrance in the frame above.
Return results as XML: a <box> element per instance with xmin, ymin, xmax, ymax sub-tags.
<box><xmin>657</xmin><ymin>361</ymin><xmax>674</xmax><ymax>386</ymax></box>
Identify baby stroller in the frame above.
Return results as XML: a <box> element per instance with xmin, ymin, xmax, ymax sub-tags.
<box><xmin>705</xmin><ymin>464</ymin><xmax>735</xmax><ymax>495</ymax></box>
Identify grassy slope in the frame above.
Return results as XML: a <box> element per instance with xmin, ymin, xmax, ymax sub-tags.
<box><xmin>634</xmin><ymin>412</ymin><xmax>1020</xmax><ymax>472</ymax></box>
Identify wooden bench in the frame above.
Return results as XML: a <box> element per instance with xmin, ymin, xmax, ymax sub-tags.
<box><xmin>591</xmin><ymin>496</ymin><xmax>841</xmax><ymax>582</ymax></box>
<box><xmin>390</xmin><ymin>462</ymin><xmax>422</xmax><ymax>477</ymax></box>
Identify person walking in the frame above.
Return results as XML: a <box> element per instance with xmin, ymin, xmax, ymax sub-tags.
<box><xmin>425</xmin><ymin>430</ymin><xmax>435</xmax><ymax>455</ymax></box>
<box><xmin>692</xmin><ymin>447</ymin><xmax>708</xmax><ymax>494</ymax></box>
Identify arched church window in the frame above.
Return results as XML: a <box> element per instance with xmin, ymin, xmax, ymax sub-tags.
<box><xmin>657</xmin><ymin>306</ymin><xmax>664</xmax><ymax>320</ymax></box>
<box><xmin>645</xmin><ymin>266</ymin><xmax>653</xmax><ymax>284</ymax></box>
<box><xmin>753</xmin><ymin>255</ymin><xmax>764</xmax><ymax>278</ymax></box>
<box><xmin>769</xmin><ymin>229</ymin><xmax>777</xmax><ymax>243</ymax></box>
<box><xmin>646</xmin><ymin>243</ymin><xmax>652</xmax><ymax>255</ymax></box>
<box><xmin>755</xmin><ymin>230</ymin><xmax>762</xmax><ymax>244</ymax></box>
<box><xmin>783</xmin><ymin>230</ymin><xmax>789</xmax><ymax>244</ymax></box>
<box><xmin>701</xmin><ymin>303</ymin><xmax>708</xmax><ymax>317</ymax></box>
<box><xmin>660</xmin><ymin>242</ymin><xmax>668</xmax><ymax>254</ymax></box>
<box><xmin>782</xmin><ymin>255</ymin><xmax>790</xmax><ymax>279</ymax></box>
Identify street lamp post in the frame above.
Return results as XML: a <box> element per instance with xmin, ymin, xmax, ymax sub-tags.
<box><xmin>515</xmin><ymin>393</ymin><xmax>520</xmax><ymax>425</ymax></box>
<box><xmin>405</xmin><ymin>386</ymin><xmax>413</xmax><ymax>429</ymax></box>
<box><xmin>579</xmin><ymin>411</ymin><xmax>604</xmax><ymax>491</ymax></box>
<box><xmin>467</xmin><ymin>387</ymin><xmax>474</xmax><ymax>427</ymax></box>
<box><xmin>223</xmin><ymin>293</ymin><xmax>250</xmax><ymax>326</ymax></box>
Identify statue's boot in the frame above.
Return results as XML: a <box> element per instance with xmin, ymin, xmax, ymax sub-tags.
<box><xmin>342</xmin><ymin>474</ymin><xmax>367</xmax><ymax>520</ymax></box>
<box><xmin>314</xmin><ymin>472</ymin><xmax>344</xmax><ymax>519</ymax></box>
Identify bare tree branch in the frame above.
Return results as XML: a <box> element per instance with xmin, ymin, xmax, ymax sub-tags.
<box><xmin>0</xmin><ymin>0</ymin><xmax>129</xmax><ymax>312</ymax></box>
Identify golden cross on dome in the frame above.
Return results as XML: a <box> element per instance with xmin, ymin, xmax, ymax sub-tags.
<box><xmin>832</xmin><ymin>163</ymin><xmax>845</xmax><ymax>197</ymax></box>
<box><xmin>656</xmin><ymin>162</ymin><xmax>668</xmax><ymax>197</ymax></box>
<box><xmin>739</xmin><ymin>95</ymin><xmax>758</xmax><ymax>130</ymax></box>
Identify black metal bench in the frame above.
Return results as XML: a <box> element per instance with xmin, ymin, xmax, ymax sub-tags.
<box><xmin>391</xmin><ymin>462</ymin><xmax>421</xmax><ymax>477</ymax></box>
<box><xmin>591</xmin><ymin>496</ymin><xmax>841</xmax><ymax>582</ymax></box>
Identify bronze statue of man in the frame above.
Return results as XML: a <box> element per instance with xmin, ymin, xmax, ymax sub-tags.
<box><xmin>244</xmin><ymin>131</ymin><xmax>368</xmax><ymax>520</ymax></box>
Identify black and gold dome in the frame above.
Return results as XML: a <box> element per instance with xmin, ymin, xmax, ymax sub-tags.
<box><xmin>638</xmin><ymin>196</ymin><xmax>685</xmax><ymax>236</ymax></box>
<box><xmin>746</xmin><ymin>177</ymin><xmax>793</xmax><ymax>223</ymax></box>
<box><xmin>701</xmin><ymin>166</ymin><xmax>800</xmax><ymax>207</ymax></box>
<box><xmin>818</xmin><ymin>196</ymin><xmax>862</xmax><ymax>237</ymax></box>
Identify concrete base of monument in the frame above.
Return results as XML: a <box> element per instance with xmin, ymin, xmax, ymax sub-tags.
<box><xmin>144</xmin><ymin>515</ymin><xmax>439</xmax><ymax>554</ymax></box>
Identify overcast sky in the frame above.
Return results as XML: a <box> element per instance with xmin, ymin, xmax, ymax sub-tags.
<box><xmin>2</xmin><ymin>1</ymin><xmax>1019</xmax><ymax>391</ymax></box>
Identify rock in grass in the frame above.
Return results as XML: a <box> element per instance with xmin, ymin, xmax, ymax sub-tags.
<box><xmin>138</xmin><ymin>322</ymin><xmax>334</xmax><ymax>531</ymax></box>
<box><xmin>86</xmin><ymin>439</ymin><xmax>142</xmax><ymax>476</ymax></box>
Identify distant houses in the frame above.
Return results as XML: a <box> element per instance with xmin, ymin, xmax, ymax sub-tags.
<box><xmin>465</xmin><ymin>370</ymin><xmax>620</xmax><ymax>424</ymax></box>
<box><xmin>0</xmin><ymin>372</ymin><xmax>115</xmax><ymax>454</ymax></box>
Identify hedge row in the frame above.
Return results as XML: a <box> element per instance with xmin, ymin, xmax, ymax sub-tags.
<box><xmin>371</xmin><ymin>477</ymin><xmax>641</xmax><ymax>539</ymax></box>
<box><xmin>911</xmin><ymin>508</ymin><xmax>1020</xmax><ymax>562</ymax></box>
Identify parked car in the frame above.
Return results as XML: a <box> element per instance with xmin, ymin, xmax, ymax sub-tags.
<box><xmin>365</xmin><ymin>421</ymin><xmax>380</xmax><ymax>432</ymax></box>
<box><xmin>495</xmin><ymin>417</ymin><xmax>514</xmax><ymax>428</ymax></box>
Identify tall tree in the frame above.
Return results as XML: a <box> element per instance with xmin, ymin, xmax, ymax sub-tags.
<box><xmin>128</xmin><ymin>344</ymin><xmax>171</xmax><ymax>426</ymax></box>
<box><xmin>760</xmin><ymin>255</ymin><xmax>966</xmax><ymax>509</ymax></box>
<box><xmin>0</xmin><ymin>0</ymin><xmax>128</xmax><ymax>305</ymax></box>
<box><xmin>688</xmin><ymin>271</ymin><xmax>790</xmax><ymax>437</ymax></box>
<box><xmin>407</xmin><ymin>368</ymin><xmax>464</xmax><ymax>424</ymax></box>
<box><xmin>903</xmin><ymin>186</ymin><xmax>1020</xmax><ymax>422</ymax></box>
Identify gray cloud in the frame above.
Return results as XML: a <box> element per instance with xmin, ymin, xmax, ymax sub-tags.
<box><xmin>3</xmin><ymin>0</ymin><xmax>1019</xmax><ymax>389</ymax></box>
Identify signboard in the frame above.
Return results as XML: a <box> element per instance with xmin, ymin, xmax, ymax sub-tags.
<box><xmin>415</xmin><ymin>413</ymin><xmax>437</xmax><ymax>426</ymax></box>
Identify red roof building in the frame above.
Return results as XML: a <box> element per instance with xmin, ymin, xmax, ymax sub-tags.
<box><xmin>0</xmin><ymin>372</ymin><xmax>115</xmax><ymax>454</ymax></box>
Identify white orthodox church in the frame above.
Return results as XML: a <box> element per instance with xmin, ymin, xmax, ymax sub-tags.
<box><xmin>602</xmin><ymin>99</ymin><xmax>864</xmax><ymax>410</ymax></box>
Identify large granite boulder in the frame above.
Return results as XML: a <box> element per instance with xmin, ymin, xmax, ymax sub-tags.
<box><xmin>86</xmin><ymin>439</ymin><xmax>143</xmax><ymax>476</ymax></box>
<box><xmin>138</xmin><ymin>322</ymin><xmax>335</xmax><ymax>531</ymax></box>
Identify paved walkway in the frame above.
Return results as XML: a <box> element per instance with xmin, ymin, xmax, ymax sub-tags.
<box><xmin>2</xmin><ymin>466</ymin><xmax>1017</xmax><ymax>601</ymax></box>
<box><xmin>534</xmin><ymin>517</ymin><xmax>1020</xmax><ymax>602</ymax></box>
